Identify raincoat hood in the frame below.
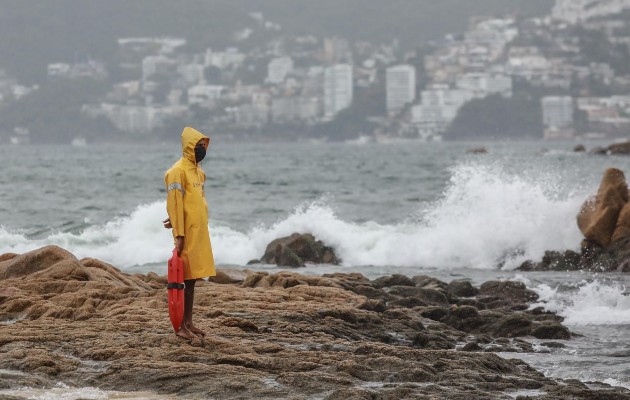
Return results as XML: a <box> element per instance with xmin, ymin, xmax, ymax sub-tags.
<box><xmin>181</xmin><ymin>127</ymin><xmax>210</xmax><ymax>163</ymax></box>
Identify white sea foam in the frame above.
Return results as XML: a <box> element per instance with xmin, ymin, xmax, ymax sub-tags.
<box><xmin>532</xmin><ymin>280</ymin><xmax>630</xmax><ymax>326</ymax></box>
<box><xmin>0</xmin><ymin>382</ymin><xmax>175</xmax><ymax>399</ymax></box>
<box><xmin>0</xmin><ymin>163</ymin><xmax>587</xmax><ymax>270</ymax></box>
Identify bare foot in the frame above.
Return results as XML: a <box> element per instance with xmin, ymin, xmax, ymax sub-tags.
<box><xmin>176</xmin><ymin>325</ymin><xmax>197</xmax><ymax>341</ymax></box>
<box><xmin>187</xmin><ymin>324</ymin><xmax>206</xmax><ymax>337</ymax></box>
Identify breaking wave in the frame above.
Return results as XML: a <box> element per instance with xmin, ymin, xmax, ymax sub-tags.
<box><xmin>0</xmin><ymin>163</ymin><xmax>586</xmax><ymax>270</ymax></box>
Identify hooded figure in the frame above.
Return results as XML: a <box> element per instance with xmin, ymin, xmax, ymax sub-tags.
<box><xmin>165</xmin><ymin>127</ymin><xmax>215</xmax><ymax>280</ymax></box>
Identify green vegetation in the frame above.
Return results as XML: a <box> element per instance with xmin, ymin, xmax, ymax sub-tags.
<box><xmin>575</xmin><ymin>27</ymin><xmax>630</xmax><ymax>76</ymax></box>
<box><xmin>445</xmin><ymin>93</ymin><xmax>543</xmax><ymax>140</ymax></box>
<box><xmin>309</xmin><ymin>85</ymin><xmax>384</xmax><ymax>141</ymax></box>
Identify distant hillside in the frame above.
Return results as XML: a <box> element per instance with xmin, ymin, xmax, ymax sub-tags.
<box><xmin>0</xmin><ymin>0</ymin><xmax>553</xmax><ymax>83</ymax></box>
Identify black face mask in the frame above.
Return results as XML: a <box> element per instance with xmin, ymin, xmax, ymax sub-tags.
<box><xmin>194</xmin><ymin>145</ymin><xmax>206</xmax><ymax>163</ymax></box>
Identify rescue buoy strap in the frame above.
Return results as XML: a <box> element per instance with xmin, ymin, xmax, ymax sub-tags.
<box><xmin>166</xmin><ymin>283</ymin><xmax>185</xmax><ymax>290</ymax></box>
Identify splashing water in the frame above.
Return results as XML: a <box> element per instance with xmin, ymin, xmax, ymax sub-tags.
<box><xmin>0</xmin><ymin>163</ymin><xmax>586</xmax><ymax>270</ymax></box>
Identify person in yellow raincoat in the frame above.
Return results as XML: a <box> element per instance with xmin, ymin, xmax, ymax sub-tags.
<box><xmin>163</xmin><ymin>126</ymin><xmax>215</xmax><ymax>340</ymax></box>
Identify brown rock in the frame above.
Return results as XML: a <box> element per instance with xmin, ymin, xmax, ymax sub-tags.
<box><xmin>607</xmin><ymin>141</ymin><xmax>630</xmax><ymax>155</ymax></box>
<box><xmin>373</xmin><ymin>274</ymin><xmax>415</xmax><ymax>288</ymax></box>
<box><xmin>531</xmin><ymin>322</ymin><xmax>571</xmax><ymax>340</ymax></box>
<box><xmin>478</xmin><ymin>281</ymin><xmax>539</xmax><ymax>304</ymax></box>
<box><xmin>241</xmin><ymin>271</ymin><xmax>269</xmax><ymax>287</ymax></box>
<box><xmin>466</xmin><ymin>147</ymin><xmax>488</xmax><ymax>154</ymax></box>
<box><xmin>612</xmin><ymin>202</ymin><xmax>630</xmax><ymax>243</ymax></box>
<box><xmin>588</xmin><ymin>146</ymin><xmax>607</xmax><ymax>155</ymax></box>
<box><xmin>488</xmin><ymin>314</ymin><xmax>533</xmax><ymax>337</ymax></box>
<box><xmin>573</xmin><ymin>144</ymin><xmax>586</xmax><ymax>152</ymax></box>
<box><xmin>411</xmin><ymin>275</ymin><xmax>448</xmax><ymax>291</ymax></box>
<box><xmin>0</xmin><ymin>245</ymin><xmax>79</xmax><ymax>279</ymax></box>
<box><xmin>447</xmin><ymin>279</ymin><xmax>478</xmax><ymax>297</ymax></box>
<box><xmin>387</xmin><ymin>286</ymin><xmax>449</xmax><ymax>306</ymax></box>
<box><xmin>577</xmin><ymin>168</ymin><xmax>629</xmax><ymax>247</ymax></box>
<box><xmin>260</xmin><ymin>233</ymin><xmax>340</xmax><ymax>267</ymax></box>
<box><xmin>209</xmin><ymin>268</ymin><xmax>248</xmax><ymax>284</ymax></box>
<box><xmin>0</xmin><ymin>247</ymin><xmax>618</xmax><ymax>400</ymax></box>
<box><xmin>0</xmin><ymin>253</ymin><xmax>18</xmax><ymax>263</ymax></box>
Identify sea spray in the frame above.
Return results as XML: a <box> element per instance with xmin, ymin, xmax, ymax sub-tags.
<box><xmin>0</xmin><ymin>162</ymin><xmax>589</xmax><ymax>269</ymax></box>
<box><xmin>530</xmin><ymin>278</ymin><xmax>630</xmax><ymax>326</ymax></box>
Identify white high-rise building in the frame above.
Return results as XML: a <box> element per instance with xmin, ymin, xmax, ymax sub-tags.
<box><xmin>386</xmin><ymin>65</ymin><xmax>416</xmax><ymax>114</ymax></box>
<box><xmin>324</xmin><ymin>64</ymin><xmax>353</xmax><ymax>119</ymax></box>
<box><xmin>411</xmin><ymin>84</ymin><xmax>474</xmax><ymax>138</ymax></box>
<box><xmin>267</xmin><ymin>57</ymin><xmax>294</xmax><ymax>84</ymax></box>
<box><xmin>542</xmin><ymin>96</ymin><xmax>574</xmax><ymax>139</ymax></box>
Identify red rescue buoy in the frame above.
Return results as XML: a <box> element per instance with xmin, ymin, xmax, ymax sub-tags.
<box><xmin>167</xmin><ymin>248</ymin><xmax>185</xmax><ymax>332</ymax></box>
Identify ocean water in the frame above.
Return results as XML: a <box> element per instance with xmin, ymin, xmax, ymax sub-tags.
<box><xmin>1</xmin><ymin>140</ymin><xmax>629</xmax><ymax>394</ymax></box>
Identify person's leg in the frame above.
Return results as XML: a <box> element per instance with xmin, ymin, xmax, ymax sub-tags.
<box><xmin>176</xmin><ymin>280</ymin><xmax>196</xmax><ymax>340</ymax></box>
<box><xmin>183</xmin><ymin>279</ymin><xmax>206</xmax><ymax>337</ymax></box>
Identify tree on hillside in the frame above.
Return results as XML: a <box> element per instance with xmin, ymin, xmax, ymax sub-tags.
<box><xmin>445</xmin><ymin>94</ymin><xmax>543</xmax><ymax>140</ymax></box>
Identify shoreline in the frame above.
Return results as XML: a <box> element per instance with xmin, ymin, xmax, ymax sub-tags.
<box><xmin>1</xmin><ymin>246</ymin><xmax>629</xmax><ymax>399</ymax></box>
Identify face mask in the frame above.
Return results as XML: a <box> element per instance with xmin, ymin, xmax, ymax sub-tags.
<box><xmin>194</xmin><ymin>146</ymin><xmax>206</xmax><ymax>163</ymax></box>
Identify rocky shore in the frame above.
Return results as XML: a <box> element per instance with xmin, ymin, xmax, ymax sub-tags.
<box><xmin>1</xmin><ymin>246</ymin><xmax>629</xmax><ymax>399</ymax></box>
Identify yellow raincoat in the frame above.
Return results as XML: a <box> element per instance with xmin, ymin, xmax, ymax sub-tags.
<box><xmin>164</xmin><ymin>127</ymin><xmax>215</xmax><ymax>280</ymax></box>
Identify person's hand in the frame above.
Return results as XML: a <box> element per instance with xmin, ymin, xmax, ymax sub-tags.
<box><xmin>163</xmin><ymin>218</ymin><xmax>172</xmax><ymax>229</ymax></box>
<box><xmin>175</xmin><ymin>236</ymin><xmax>184</xmax><ymax>256</ymax></box>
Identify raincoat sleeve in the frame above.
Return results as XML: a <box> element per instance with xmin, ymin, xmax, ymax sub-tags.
<box><xmin>165</xmin><ymin>168</ymin><xmax>186</xmax><ymax>238</ymax></box>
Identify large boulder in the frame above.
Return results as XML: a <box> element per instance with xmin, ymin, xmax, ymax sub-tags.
<box><xmin>478</xmin><ymin>281</ymin><xmax>539</xmax><ymax>304</ymax></box>
<box><xmin>523</xmin><ymin>168</ymin><xmax>630</xmax><ymax>272</ymax></box>
<box><xmin>577</xmin><ymin>168</ymin><xmax>628</xmax><ymax>247</ymax></box>
<box><xmin>260</xmin><ymin>233</ymin><xmax>340</xmax><ymax>267</ymax></box>
<box><xmin>0</xmin><ymin>245</ymin><xmax>82</xmax><ymax>280</ymax></box>
<box><xmin>447</xmin><ymin>280</ymin><xmax>477</xmax><ymax>297</ymax></box>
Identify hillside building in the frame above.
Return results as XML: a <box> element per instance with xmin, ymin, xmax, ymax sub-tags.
<box><xmin>324</xmin><ymin>64</ymin><xmax>353</xmax><ymax>120</ymax></box>
<box><xmin>267</xmin><ymin>57</ymin><xmax>294</xmax><ymax>84</ymax></box>
<box><xmin>386</xmin><ymin>65</ymin><xmax>416</xmax><ymax>114</ymax></box>
<box><xmin>542</xmin><ymin>96</ymin><xmax>574</xmax><ymax>139</ymax></box>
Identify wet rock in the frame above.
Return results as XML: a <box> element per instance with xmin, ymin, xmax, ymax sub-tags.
<box><xmin>447</xmin><ymin>279</ymin><xmax>478</xmax><ymax>297</ymax></box>
<box><xmin>519</xmin><ymin>250</ymin><xmax>582</xmax><ymax>271</ymax></box>
<box><xmin>531</xmin><ymin>322</ymin><xmax>571</xmax><ymax>340</ymax></box>
<box><xmin>387</xmin><ymin>286</ymin><xmax>449</xmax><ymax>306</ymax></box>
<box><xmin>373</xmin><ymin>274</ymin><xmax>415</xmax><ymax>288</ymax></box>
<box><xmin>577</xmin><ymin>168</ymin><xmax>628</xmax><ymax>248</ymax></box>
<box><xmin>412</xmin><ymin>332</ymin><xmax>456</xmax><ymax>349</ymax></box>
<box><xmin>466</xmin><ymin>147</ymin><xmax>488</xmax><ymax>154</ymax></box>
<box><xmin>487</xmin><ymin>314</ymin><xmax>533</xmax><ymax>338</ymax></box>
<box><xmin>420</xmin><ymin>307</ymin><xmax>450</xmax><ymax>321</ymax></box>
<box><xmin>523</xmin><ymin>168</ymin><xmax>630</xmax><ymax>272</ymax></box>
<box><xmin>209</xmin><ymin>268</ymin><xmax>248</xmax><ymax>284</ymax></box>
<box><xmin>411</xmin><ymin>275</ymin><xmax>448</xmax><ymax>292</ymax></box>
<box><xmin>358</xmin><ymin>299</ymin><xmax>387</xmax><ymax>313</ymax></box>
<box><xmin>589</xmin><ymin>146</ymin><xmax>607</xmax><ymax>155</ymax></box>
<box><xmin>574</xmin><ymin>144</ymin><xmax>586</xmax><ymax>152</ymax></box>
<box><xmin>260</xmin><ymin>233</ymin><xmax>340</xmax><ymax>267</ymax></box>
<box><xmin>461</xmin><ymin>342</ymin><xmax>482</xmax><ymax>352</ymax></box>
<box><xmin>607</xmin><ymin>141</ymin><xmax>630</xmax><ymax>155</ymax></box>
<box><xmin>478</xmin><ymin>281</ymin><xmax>539</xmax><ymax>304</ymax></box>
